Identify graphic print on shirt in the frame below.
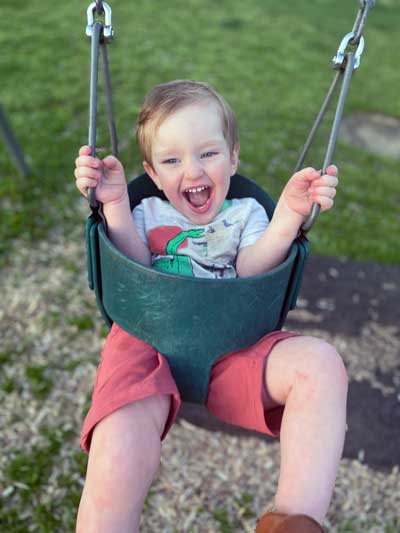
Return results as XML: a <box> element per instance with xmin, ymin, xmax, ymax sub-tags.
<box><xmin>148</xmin><ymin>226</ymin><xmax>205</xmax><ymax>276</ymax></box>
<box><xmin>134</xmin><ymin>197</ymin><xmax>269</xmax><ymax>279</ymax></box>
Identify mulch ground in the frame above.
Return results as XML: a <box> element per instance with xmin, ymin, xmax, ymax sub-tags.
<box><xmin>1</xmin><ymin>231</ymin><xmax>399</xmax><ymax>531</ymax></box>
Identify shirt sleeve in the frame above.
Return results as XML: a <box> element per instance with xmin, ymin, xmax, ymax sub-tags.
<box><xmin>238</xmin><ymin>198</ymin><xmax>269</xmax><ymax>249</ymax></box>
<box><xmin>132</xmin><ymin>202</ymin><xmax>149</xmax><ymax>246</ymax></box>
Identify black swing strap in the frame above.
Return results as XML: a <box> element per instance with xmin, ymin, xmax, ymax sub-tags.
<box><xmin>297</xmin><ymin>0</ymin><xmax>375</xmax><ymax>233</ymax></box>
<box><xmin>86</xmin><ymin>1</ymin><xmax>118</xmax><ymax>220</ymax></box>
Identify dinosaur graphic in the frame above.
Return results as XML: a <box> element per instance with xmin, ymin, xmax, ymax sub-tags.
<box><xmin>152</xmin><ymin>228</ymin><xmax>205</xmax><ymax>276</ymax></box>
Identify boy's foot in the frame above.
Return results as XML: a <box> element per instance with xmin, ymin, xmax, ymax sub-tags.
<box><xmin>255</xmin><ymin>511</ymin><xmax>324</xmax><ymax>532</ymax></box>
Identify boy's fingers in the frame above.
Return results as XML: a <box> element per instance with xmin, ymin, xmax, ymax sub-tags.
<box><xmin>76</xmin><ymin>177</ymin><xmax>98</xmax><ymax>196</ymax></box>
<box><xmin>294</xmin><ymin>165</ymin><xmax>338</xmax><ymax>182</ymax></box>
<box><xmin>74</xmin><ymin>166</ymin><xmax>101</xmax><ymax>180</ymax></box>
<box><xmin>79</xmin><ymin>145</ymin><xmax>92</xmax><ymax>156</ymax></box>
<box><xmin>314</xmin><ymin>196</ymin><xmax>334</xmax><ymax>211</ymax></box>
<box><xmin>311</xmin><ymin>186</ymin><xmax>337</xmax><ymax>198</ymax></box>
<box><xmin>103</xmin><ymin>155</ymin><xmax>121</xmax><ymax>169</ymax></box>
<box><xmin>326</xmin><ymin>164</ymin><xmax>338</xmax><ymax>176</ymax></box>
<box><xmin>313</xmin><ymin>175</ymin><xmax>339</xmax><ymax>188</ymax></box>
<box><xmin>294</xmin><ymin>167</ymin><xmax>320</xmax><ymax>181</ymax></box>
<box><xmin>75</xmin><ymin>155</ymin><xmax>101</xmax><ymax>168</ymax></box>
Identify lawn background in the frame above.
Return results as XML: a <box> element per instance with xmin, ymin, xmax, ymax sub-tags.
<box><xmin>0</xmin><ymin>0</ymin><xmax>399</xmax><ymax>263</ymax></box>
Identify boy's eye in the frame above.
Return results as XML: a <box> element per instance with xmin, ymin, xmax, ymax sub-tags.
<box><xmin>162</xmin><ymin>158</ymin><xmax>179</xmax><ymax>164</ymax></box>
<box><xmin>201</xmin><ymin>151</ymin><xmax>218</xmax><ymax>158</ymax></box>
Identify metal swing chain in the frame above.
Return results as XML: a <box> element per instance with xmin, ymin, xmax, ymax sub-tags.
<box><xmin>298</xmin><ymin>0</ymin><xmax>375</xmax><ymax>233</ymax></box>
<box><xmin>95</xmin><ymin>0</ymin><xmax>104</xmax><ymax>15</ymax></box>
<box><xmin>351</xmin><ymin>0</ymin><xmax>376</xmax><ymax>45</ymax></box>
<box><xmin>85</xmin><ymin>1</ymin><xmax>118</xmax><ymax>215</ymax></box>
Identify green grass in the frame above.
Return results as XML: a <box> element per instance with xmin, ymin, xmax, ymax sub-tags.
<box><xmin>0</xmin><ymin>0</ymin><xmax>399</xmax><ymax>263</ymax></box>
<box><xmin>25</xmin><ymin>365</ymin><xmax>54</xmax><ymax>399</ymax></box>
<box><xmin>339</xmin><ymin>518</ymin><xmax>400</xmax><ymax>532</ymax></box>
<box><xmin>1</xmin><ymin>428</ymin><xmax>86</xmax><ymax>532</ymax></box>
<box><xmin>213</xmin><ymin>507</ymin><xmax>237</xmax><ymax>532</ymax></box>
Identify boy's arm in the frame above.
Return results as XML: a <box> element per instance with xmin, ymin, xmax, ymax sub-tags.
<box><xmin>75</xmin><ymin>145</ymin><xmax>151</xmax><ymax>266</ymax></box>
<box><xmin>236</xmin><ymin>166</ymin><xmax>338</xmax><ymax>277</ymax></box>
<box><xmin>103</xmin><ymin>195</ymin><xmax>152</xmax><ymax>266</ymax></box>
<box><xmin>235</xmin><ymin>207</ymin><xmax>302</xmax><ymax>277</ymax></box>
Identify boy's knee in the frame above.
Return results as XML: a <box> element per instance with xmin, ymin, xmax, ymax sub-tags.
<box><xmin>300</xmin><ymin>337</ymin><xmax>348</xmax><ymax>390</ymax></box>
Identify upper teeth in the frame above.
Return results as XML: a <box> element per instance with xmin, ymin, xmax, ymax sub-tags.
<box><xmin>185</xmin><ymin>186</ymin><xmax>208</xmax><ymax>193</ymax></box>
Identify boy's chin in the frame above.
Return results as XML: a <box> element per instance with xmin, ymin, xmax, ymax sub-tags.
<box><xmin>183</xmin><ymin>204</ymin><xmax>216</xmax><ymax>225</ymax></box>
<box><xmin>188</xmin><ymin>213</ymin><xmax>214</xmax><ymax>225</ymax></box>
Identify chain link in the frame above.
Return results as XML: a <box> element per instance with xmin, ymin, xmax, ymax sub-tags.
<box><xmin>350</xmin><ymin>0</ymin><xmax>375</xmax><ymax>45</ymax></box>
<box><xmin>95</xmin><ymin>0</ymin><xmax>104</xmax><ymax>15</ymax></box>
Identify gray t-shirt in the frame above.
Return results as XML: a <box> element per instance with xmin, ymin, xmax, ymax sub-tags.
<box><xmin>132</xmin><ymin>197</ymin><xmax>269</xmax><ymax>278</ymax></box>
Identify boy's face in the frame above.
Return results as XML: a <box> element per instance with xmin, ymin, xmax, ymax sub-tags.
<box><xmin>143</xmin><ymin>101</ymin><xmax>239</xmax><ymax>225</ymax></box>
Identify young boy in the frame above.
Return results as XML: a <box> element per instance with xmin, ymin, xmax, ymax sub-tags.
<box><xmin>74</xmin><ymin>80</ymin><xmax>347</xmax><ymax>533</ymax></box>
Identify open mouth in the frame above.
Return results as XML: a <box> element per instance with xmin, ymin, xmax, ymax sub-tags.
<box><xmin>183</xmin><ymin>185</ymin><xmax>212</xmax><ymax>212</ymax></box>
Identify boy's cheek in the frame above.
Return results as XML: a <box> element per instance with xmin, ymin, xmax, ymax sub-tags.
<box><xmin>144</xmin><ymin>162</ymin><xmax>163</xmax><ymax>190</ymax></box>
<box><xmin>150</xmin><ymin>176</ymin><xmax>163</xmax><ymax>191</ymax></box>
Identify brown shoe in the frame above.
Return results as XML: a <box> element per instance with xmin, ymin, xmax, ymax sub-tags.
<box><xmin>256</xmin><ymin>511</ymin><xmax>324</xmax><ymax>532</ymax></box>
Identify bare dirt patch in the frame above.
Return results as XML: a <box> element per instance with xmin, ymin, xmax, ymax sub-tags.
<box><xmin>340</xmin><ymin>112</ymin><xmax>400</xmax><ymax>159</ymax></box>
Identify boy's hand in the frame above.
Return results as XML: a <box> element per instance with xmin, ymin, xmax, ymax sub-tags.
<box><xmin>74</xmin><ymin>145</ymin><xmax>128</xmax><ymax>206</ymax></box>
<box><xmin>280</xmin><ymin>165</ymin><xmax>339</xmax><ymax>218</ymax></box>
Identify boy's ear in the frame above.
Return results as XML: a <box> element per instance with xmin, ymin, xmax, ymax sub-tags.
<box><xmin>230</xmin><ymin>143</ymin><xmax>240</xmax><ymax>176</ymax></box>
<box><xmin>143</xmin><ymin>161</ymin><xmax>162</xmax><ymax>190</ymax></box>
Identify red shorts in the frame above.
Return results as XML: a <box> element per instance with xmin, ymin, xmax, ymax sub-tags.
<box><xmin>81</xmin><ymin>324</ymin><xmax>297</xmax><ymax>452</ymax></box>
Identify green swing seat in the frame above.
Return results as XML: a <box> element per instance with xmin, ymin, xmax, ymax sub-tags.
<box><xmin>86</xmin><ymin>172</ymin><xmax>309</xmax><ymax>404</ymax></box>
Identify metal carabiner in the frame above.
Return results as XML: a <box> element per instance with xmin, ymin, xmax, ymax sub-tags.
<box><xmin>332</xmin><ymin>32</ymin><xmax>365</xmax><ymax>70</ymax></box>
<box><xmin>86</xmin><ymin>1</ymin><xmax>114</xmax><ymax>43</ymax></box>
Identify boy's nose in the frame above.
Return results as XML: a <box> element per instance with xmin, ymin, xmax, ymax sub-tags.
<box><xmin>184</xmin><ymin>157</ymin><xmax>204</xmax><ymax>180</ymax></box>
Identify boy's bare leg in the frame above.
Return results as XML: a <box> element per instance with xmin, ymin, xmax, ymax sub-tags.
<box><xmin>76</xmin><ymin>394</ymin><xmax>170</xmax><ymax>533</ymax></box>
<box><xmin>263</xmin><ymin>336</ymin><xmax>348</xmax><ymax>524</ymax></box>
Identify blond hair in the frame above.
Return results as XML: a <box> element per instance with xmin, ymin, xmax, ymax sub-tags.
<box><xmin>136</xmin><ymin>80</ymin><xmax>239</xmax><ymax>167</ymax></box>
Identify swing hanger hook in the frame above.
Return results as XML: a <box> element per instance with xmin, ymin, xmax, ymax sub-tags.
<box><xmin>86</xmin><ymin>1</ymin><xmax>114</xmax><ymax>43</ymax></box>
<box><xmin>332</xmin><ymin>32</ymin><xmax>365</xmax><ymax>70</ymax></box>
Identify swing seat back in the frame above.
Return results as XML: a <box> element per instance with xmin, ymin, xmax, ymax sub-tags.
<box><xmin>86</xmin><ymin>173</ymin><xmax>309</xmax><ymax>403</ymax></box>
